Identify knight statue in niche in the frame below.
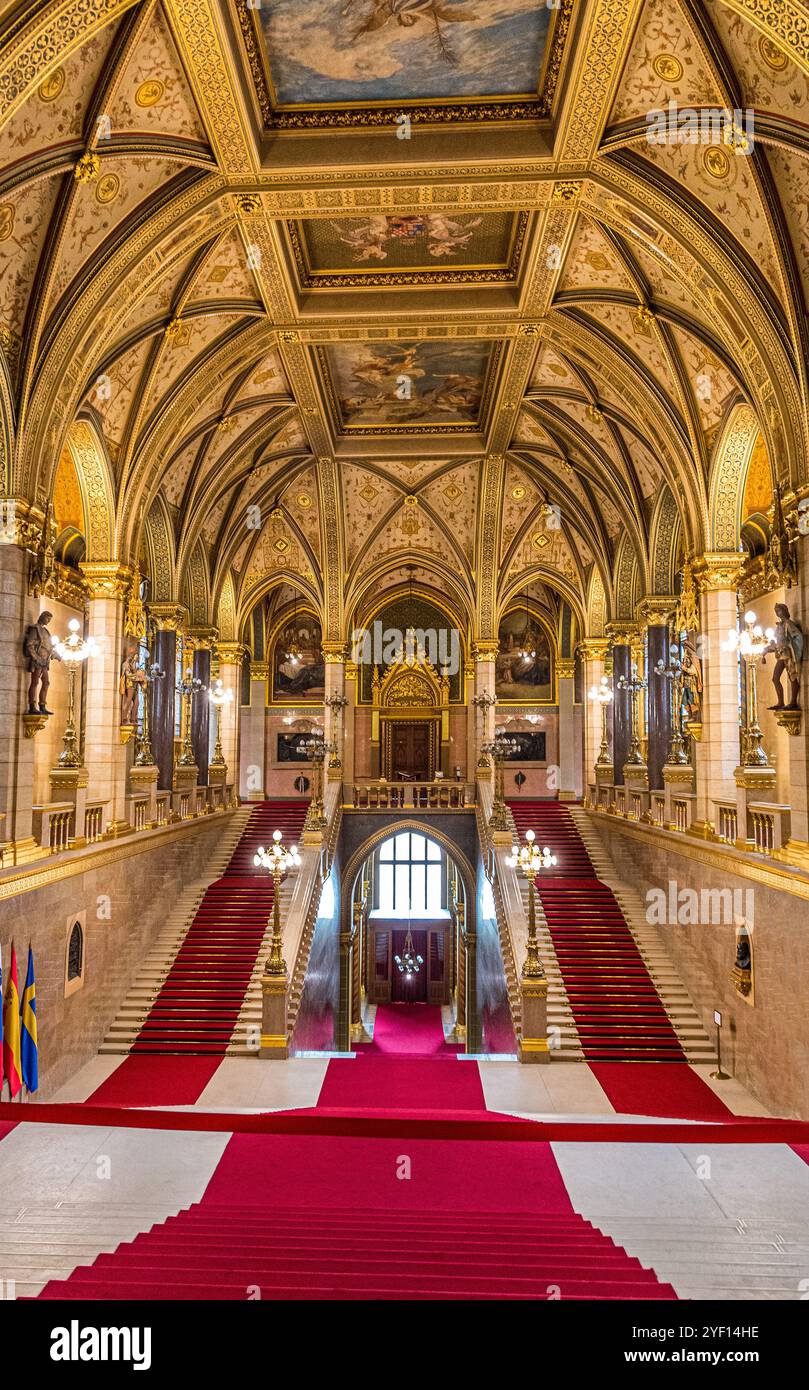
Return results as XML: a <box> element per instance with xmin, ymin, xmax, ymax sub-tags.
<box><xmin>764</xmin><ymin>603</ymin><xmax>804</xmax><ymax>711</ymax></box>
<box><xmin>23</xmin><ymin>611</ymin><xmax>60</xmax><ymax>714</ymax></box>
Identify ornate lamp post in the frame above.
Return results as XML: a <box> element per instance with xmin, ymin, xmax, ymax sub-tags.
<box><xmin>654</xmin><ymin>641</ymin><xmax>689</xmax><ymax>765</ymax></box>
<box><xmin>723</xmin><ymin>611</ymin><xmax>774</xmax><ymax>768</ymax></box>
<box><xmin>472</xmin><ymin>689</ymin><xmax>497</xmax><ymax>769</ymax></box>
<box><xmin>134</xmin><ymin>658</ymin><xmax>165</xmax><ymax>767</ymax></box>
<box><xmin>208</xmin><ymin>677</ymin><xmax>233</xmax><ymax>771</ymax></box>
<box><xmin>482</xmin><ymin>729</ymin><xmax>517</xmax><ymax>831</ymax></box>
<box><xmin>52</xmin><ymin>619</ymin><xmax>98</xmax><ymax>768</ymax></box>
<box><xmin>507</xmin><ymin>829</ymin><xmax>557</xmax><ymax>979</ymax></box>
<box><xmin>616</xmin><ymin>661</ymin><xmax>648</xmax><ymax>767</ymax></box>
<box><xmin>588</xmin><ymin>674</ymin><xmax>613</xmax><ymax>767</ymax></box>
<box><xmin>254</xmin><ymin>829</ymin><xmax>301</xmax><ymax>976</ymax></box>
<box><xmin>303</xmin><ymin>730</ymin><xmax>327</xmax><ymax>828</ymax></box>
<box><xmin>176</xmin><ymin>668</ymin><xmax>207</xmax><ymax>767</ymax></box>
<box><xmin>325</xmin><ymin>691</ymin><xmax>349</xmax><ymax>772</ymax></box>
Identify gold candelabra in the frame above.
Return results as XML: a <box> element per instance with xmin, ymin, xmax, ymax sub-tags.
<box><xmin>506</xmin><ymin>830</ymin><xmax>557</xmax><ymax>980</ymax></box>
<box><xmin>254</xmin><ymin>830</ymin><xmax>301</xmax><ymax>976</ymax></box>
<box><xmin>52</xmin><ymin>619</ymin><xmax>98</xmax><ymax>768</ymax></box>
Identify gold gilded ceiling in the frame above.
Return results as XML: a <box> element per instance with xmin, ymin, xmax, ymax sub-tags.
<box><xmin>1</xmin><ymin>0</ymin><xmax>809</xmax><ymax>649</ymax></box>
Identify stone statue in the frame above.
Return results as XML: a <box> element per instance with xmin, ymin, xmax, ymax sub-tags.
<box><xmin>764</xmin><ymin>603</ymin><xmax>804</xmax><ymax>711</ymax></box>
<box><xmin>119</xmin><ymin>638</ymin><xmax>146</xmax><ymax>725</ymax></box>
<box><xmin>681</xmin><ymin>637</ymin><xmax>703</xmax><ymax>724</ymax></box>
<box><xmin>23</xmin><ymin>611</ymin><xmax>60</xmax><ymax>714</ymax></box>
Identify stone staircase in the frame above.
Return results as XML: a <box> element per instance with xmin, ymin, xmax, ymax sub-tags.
<box><xmin>100</xmin><ymin>810</ymin><xmax>255</xmax><ymax>1055</ymax></box>
<box><xmin>570</xmin><ymin>808</ymin><xmax>715</xmax><ymax>1064</ymax></box>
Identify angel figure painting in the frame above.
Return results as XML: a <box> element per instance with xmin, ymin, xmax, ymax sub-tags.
<box><xmin>255</xmin><ymin>1</ymin><xmax>552</xmax><ymax>105</ymax></box>
<box><xmin>325</xmin><ymin>340</ymin><xmax>490</xmax><ymax>428</ymax></box>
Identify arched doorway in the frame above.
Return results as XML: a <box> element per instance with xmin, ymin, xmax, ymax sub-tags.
<box><xmin>340</xmin><ymin>824</ymin><xmax>477</xmax><ymax>1053</ymax></box>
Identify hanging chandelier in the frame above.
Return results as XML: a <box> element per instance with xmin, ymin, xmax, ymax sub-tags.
<box><xmin>394</xmin><ymin>925</ymin><xmax>424</xmax><ymax>979</ymax></box>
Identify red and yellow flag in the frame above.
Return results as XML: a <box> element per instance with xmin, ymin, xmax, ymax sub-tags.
<box><xmin>2</xmin><ymin>943</ymin><xmax>22</xmax><ymax>1099</ymax></box>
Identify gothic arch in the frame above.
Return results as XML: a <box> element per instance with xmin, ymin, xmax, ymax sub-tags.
<box><xmin>708</xmin><ymin>404</ymin><xmax>764</xmax><ymax>553</ymax></box>
<box><xmin>143</xmin><ymin>494</ymin><xmax>176</xmax><ymax>603</ymax></box>
<box><xmin>650</xmin><ymin>486</ymin><xmax>682</xmax><ymax>596</ymax></box>
<box><xmin>62</xmin><ymin>419</ymin><xmax>116</xmax><ymax>562</ymax></box>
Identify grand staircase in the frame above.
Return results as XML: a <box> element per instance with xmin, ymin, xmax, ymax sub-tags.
<box><xmin>36</xmin><ymin>1204</ymin><xmax>677</xmax><ymax>1301</ymax></box>
<box><xmin>508</xmin><ymin>801</ymin><xmax>712</xmax><ymax>1062</ymax></box>
<box><xmin>101</xmin><ymin>801</ymin><xmax>309</xmax><ymax>1057</ymax></box>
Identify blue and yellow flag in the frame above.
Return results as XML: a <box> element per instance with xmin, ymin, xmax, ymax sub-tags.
<box><xmin>20</xmin><ymin>945</ymin><xmax>37</xmax><ymax>1094</ymax></box>
<box><xmin>2</xmin><ymin>944</ymin><xmax>21</xmax><ymax>1098</ymax></box>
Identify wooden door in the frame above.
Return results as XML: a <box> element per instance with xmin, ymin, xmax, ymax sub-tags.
<box><xmin>391</xmin><ymin>722</ymin><xmax>431</xmax><ymax>780</ymax></box>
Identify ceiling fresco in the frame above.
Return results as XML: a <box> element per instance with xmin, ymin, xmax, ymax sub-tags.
<box><xmin>286</xmin><ymin>212</ymin><xmax>529</xmax><ymax>287</ymax></box>
<box><xmin>248</xmin><ymin>0</ymin><xmax>553</xmax><ymax>106</ymax></box>
<box><xmin>318</xmin><ymin>340</ymin><xmax>497</xmax><ymax>432</ymax></box>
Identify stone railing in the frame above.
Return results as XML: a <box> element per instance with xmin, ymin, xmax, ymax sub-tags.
<box><xmin>350</xmin><ymin>779</ymin><xmax>471</xmax><ymax>811</ymax></box>
<box><xmin>713</xmin><ymin>798</ymin><xmax>738</xmax><ymax>846</ymax></box>
<box><xmin>32</xmin><ymin>802</ymin><xmax>74</xmax><ymax>853</ymax></box>
<box><xmin>84</xmin><ymin>801</ymin><xmax>106</xmax><ymax>844</ymax></box>
<box><xmin>748</xmin><ymin>802</ymin><xmax>791</xmax><ymax>855</ymax></box>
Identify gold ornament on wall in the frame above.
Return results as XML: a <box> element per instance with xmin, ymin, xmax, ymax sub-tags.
<box><xmin>124</xmin><ymin>566</ymin><xmax>147</xmax><ymax>640</ymax></box>
<box><xmin>135</xmin><ymin>79</ymin><xmax>165</xmax><ymax>108</ymax></box>
<box><xmin>652</xmin><ymin>53</ymin><xmax>683</xmax><ymax>82</ymax></box>
<box><xmin>95</xmin><ymin>173</ymin><xmax>120</xmax><ymax>205</ymax></box>
<box><xmin>38</xmin><ymin>67</ymin><xmax>65</xmax><ymax>102</ymax></box>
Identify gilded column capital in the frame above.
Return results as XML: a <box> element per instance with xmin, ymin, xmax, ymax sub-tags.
<box><xmin>216</xmin><ymin>641</ymin><xmax>248</xmax><ymax>667</ymax></box>
<box><xmin>636</xmin><ymin>596</ymin><xmax>676</xmax><ymax>628</ymax></box>
<box><xmin>691</xmin><ymin>552</ymin><xmax>741</xmax><ymax>592</ymax></box>
<box><xmin>557</xmin><ymin>657</ymin><xmax>576</xmax><ymax>679</ymax></box>
<box><xmin>186</xmin><ymin>625</ymin><xmax>219</xmax><ymax>650</ymax></box>
<box><xmin>78</xmin><ymin>561</ymin><xmax>131</xmax><ymax>601</ymax></box>
<box><xmin>474</xmin><ymin>641</ymin><xmax>500</xmax><ymax>662</ymax></box>
<box><xmin>322</xmin><ymin>642</ymin><xmax>347</xmax><ymax>663</ymax></box>
<box><xmin>576</xmin><ymin>638</ymin><xmax>609</xmax><ymax>661</ymax></box>
<box><xmin>605</xmin><ymin>621</ymin><xmax>638</xmax><ymax>645</ymax></box>
<box><xmin>148</xmin><ymin>603</ymin><xmax>188</xmax><ymax>632</ymax></box>
<box><xmin>251</xmin><ymin>661</ymin><xmax>270</xmax><ymax>681</ymax></box>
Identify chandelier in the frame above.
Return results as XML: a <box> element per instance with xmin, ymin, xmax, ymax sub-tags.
<box><xmin>394</xmin><ymin>926</ymin><xmax>424</xmax><ymax>979</ymax></box>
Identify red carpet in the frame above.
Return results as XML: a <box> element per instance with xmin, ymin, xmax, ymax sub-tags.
<box><xmin>37</xmin><ymin>1132</ymin><xmax>677</xmax><ymax>1300</ymax></box>
<box><xmin>317</xmin><ymin>1058</ymin><xmax>485</xmax><ymax>1111</ymax></box>
<box><xmin>86</xmin><ymin>800</ymin><xmax>308</xmax><ymax>1106</ymax></box>
<box><xmin>590</xmin><ymin>1062</ymin><xmax>734</xmax><ymax>1120</ymax></box>
<box><xmin>361</xmin><ymin>1003</ymin><xmax>458</xmax><ymax>1056</ymax></box>
<box><xmin>509</xmin><ymin>801</ymin><xmax>685</xmax><ymax>1061</ymax></box>
<box><xmin>87</xmin><ymin>1055</ymin><xmax>222</xmax><ymax>1108</ymax></box>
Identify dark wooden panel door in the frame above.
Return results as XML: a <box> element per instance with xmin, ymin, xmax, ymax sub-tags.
<box><xmin>391</xmin><ymin>722</ymin><xmax>431</xmax><ymax>780</ymax></box>
<box><xmin>391</xmin><ymin>929</ymin><xmax>429</xmax><ymax>1002</ymax></box>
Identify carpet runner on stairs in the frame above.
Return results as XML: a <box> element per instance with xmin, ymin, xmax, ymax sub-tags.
<box><xmin>509</xmin><ymin>800</ymin><xmax>685</xmax><ymax>1062</ymax></box>
<box><xmin>36</xmin><ymin>1204</ymin><xmax>677</xmax><ymax>1300</ymax></box>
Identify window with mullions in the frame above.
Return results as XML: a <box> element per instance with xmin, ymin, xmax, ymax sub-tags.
<box><xmin>377</xmin><ymin>832</ymin><xmax>444</xmax><ymax>916</ymax></box>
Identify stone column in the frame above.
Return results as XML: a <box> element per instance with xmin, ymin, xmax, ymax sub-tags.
<box><xmin>781</xmin><ymin>530</ymin><xmax>809</xmax><ymax>861</ymax></box>
<box><xmin>323</xmin><ymin>643</ymin><xmax>347</xmax><ymax>783</ymax></box>
<box><xmin>556</xmin><ymin>657</ymin><xmax>580</xmax><ymax>800</ymax></box>
<box><xmin>690</xmin><ymin>555</ymin><xmax>741</xmax><ymax>836</ymax></box>
<box><xmin>79</xmin><ymin>562</ymin><xmax>133</xmax><ymax>835</ymax></box>
<box><xmin>148</xmin><ymin>604</ymin><xmax>185</xmax><ymax>792</ymax></box>
<box><xmin>473</xmin><ymin>641</ymin><xmax>498</xmax><ymax>781</ymax></box>
<box><xmin>0</xmin><ymin>532</ymin><xmax>48</xmax><ymax>863</ymax></box>
<box><xmin>607</xmin><ymin>624</ymin><xmax>636</xmax><ymax>785</ymax></box>
<box><xmin>215</xmin><ymin>642</ymin><xmax>246</xmax><ymax>798</ymax></box>
<box><xmin>639</xmin><ymin>599</ymin><xmax>675</xmax><ymax>792</ymax></box>
<box><xmin>239</xmin><ymin>660</ymin><xmax>267</xmax><ymax>801</ymax></box>
<box><xmin>343</xmin><ymin>657</ymin><xmax>357</xmax><ymax>789</ymax></box>
<box><xmin>188</xmin><ymin>629</ymin><xmax>217</xmax><ymax>786</ymax></box>
<box><xmin>578</xmin><ymin>639</ymin><xmax>610</xmax><ymax>785</ymax></box>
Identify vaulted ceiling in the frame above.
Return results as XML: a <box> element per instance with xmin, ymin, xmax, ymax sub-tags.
<box><xmin>2</xmin><ymin>0</ymin><xmax>808</xmax><ymax>643</ymax></box>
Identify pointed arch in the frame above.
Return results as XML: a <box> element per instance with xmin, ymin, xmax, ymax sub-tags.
<box><xmin>650</xmin><ymin>485</ymin><xmax>682</xmax><ymax>596</ymax></box>
<box><xmin>708</xmin><ymin>405</ymin><xmax>766</xmax><ymax>553</ymax></box>
<box><xmin>63</xmin><ymin>418</ymin><xmax>116</xmax><ymax>562</ymax></box>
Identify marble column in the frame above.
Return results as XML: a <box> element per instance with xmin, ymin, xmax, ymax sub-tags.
<box><xmin>323</xmin><ymin>644</ymin><xmax>347</xmax><ymax>784</ymax></box>
<box><xmin>607</xmin><ymin>624</ymin><xmax>636</xmax><ymax>785</ymax></box>
<box><xmin>777</xmin><ymin>529</ymin><xmax>809</xmax><ymax>862</ymax></box>
<box><xmin>215</xmin><ymin>642</ymin><xmax>245</xmax><ymax>796</ymax></box>
<box><xmin>578</xmin><ymin>639</ymin><xmax>610</xmax><ymax>784</ymax></box>
<box><xmin>556</xmin><ymin>657</ymin><xmax>581</xmax><ymax>800</ymax></box>
<box><xmin>640</xmin><ymin>600</ymin><xmax>675</xmax><ymax>792</ymax></box>
<box><xmin>189</xmin><ymin>629</ymin><xmax>217</xmax><ymax>785</ymax></box>
<box><xmin>0</xmin><ymin>533</ymin><xmax>48</xmax><ymax>862</ymax></box>
<box><xmin>79</xmin><ymin>562</ymin><xmax>133</xmax><ymax>833</ymax></box>
<box><xmin>690</xmin><ymin>555</ymin><xmax>741</xmax><ymax>835</ymax></box>
<box><xmin>148</xmin><ymin>604</ymin><xmax>185</xmax><ymax>792</ymax></box>
<box><xmin>473</xmin><ymin>641</ymin><xmax>498</xmax><ymax>780</ymax></box>
<box><xmin>239</xmin><ymin>660</ymin><xmax>267</xmax><ymax>800</ymax></box>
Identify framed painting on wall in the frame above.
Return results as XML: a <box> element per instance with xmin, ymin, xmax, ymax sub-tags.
<box><xmin>271</xmin><ymin>612</ymin><xmax>325</xmax><ymax>703</ymax></box>
<box><xmin>495</xmin><ymin>608</ymin><xmax>553</xmax><ymax>702</ymax></box>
